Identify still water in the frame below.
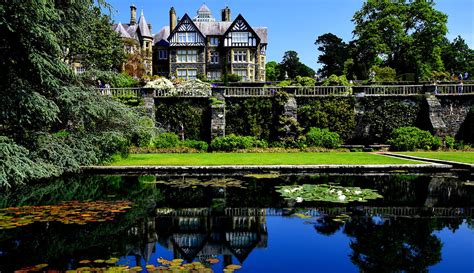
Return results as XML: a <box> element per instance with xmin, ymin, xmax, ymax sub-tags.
<box><xmin>0</xmin><ymin>174</ymin><xmax>473</xmax><ymax>272</ymax></box>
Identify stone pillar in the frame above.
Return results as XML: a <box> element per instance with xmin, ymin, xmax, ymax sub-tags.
<box><xmin>142</xmin><ymin>88</ymin><xmax>155</xmax><ymax>124</ymax></box>
<box><xmin>211</xmin><ymin>104</ymin><xmax>225</xmax><ymax>139</ymax></box>
<box><xmin>283</xmin><ymin>95</ymin><xmax>297</xmax><ymax>120</ymax></box>
<box><xmin>425</xmin><ymin>95</ymin><xmax>446</xmax><ymax>136</ymax></box>
<box><xmin>211</xmin><ymin>88</ymin><xmax>226</xmax><ymax>139</ymax></box>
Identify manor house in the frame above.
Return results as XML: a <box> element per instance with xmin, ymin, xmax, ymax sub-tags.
<box><xmin>113</xmin><ymin>4</ymin><xmax>268</xmax><ymax>82</ymax></box>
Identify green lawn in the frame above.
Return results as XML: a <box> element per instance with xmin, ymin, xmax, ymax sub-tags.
<box><xmin>111</xmin><ymin>152</ymin><xmax>423</xmax><ymax>166</ymax></box>
<box><xmin>398</xmin><ymin>152</ymin><xmax>474</xmax><ymax>164</ymax></box>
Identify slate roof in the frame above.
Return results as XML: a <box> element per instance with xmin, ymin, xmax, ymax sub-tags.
<box><xmin>112</xmin><ymin>10</ymin><xmax>152</xmax><ymax>41</ymax></box>
<box><xmin>198</xmin><ymin>4</ymin><xmax>211</xmax><ymax>13</ymax></box>
<box><xmin>138</xmin><ymin>10</ymin><xmax>152</xmax><ymax>38</ymax></box>
<box><xmin>153</xmin><ymin>23</ymin><xmax>267</xmax><ymax>45</ymax></box>
<box><xmin>114</xmin><ymin>22</ymin><xmax>132</xmax><ymax>39</ymax></box>
<box><xmin>153</xmin><ymin>26</ymin><xmax>170</xmax><ymax>45</ymax></box>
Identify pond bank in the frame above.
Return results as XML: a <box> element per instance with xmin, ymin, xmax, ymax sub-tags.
<box><xmin>82</xmin><ymin>163</ymin><xmax>453</xmax><ymax>176</ymax></box>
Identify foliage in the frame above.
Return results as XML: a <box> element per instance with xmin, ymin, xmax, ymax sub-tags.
<box><xmin>457</xmin><ymin>106</ymin><xmax>474</xmax><ymax>144</ymax></box>
<box><xmin>352</xmin><ymin>0</ymin><xmax>448</xmax><ymax>80</ymax></box>
<box><xmin>305</xmin><ymin>128</ymin><xmax>341</xmax><ymax>149</ymax></box>
<box><xmin>123</xmin><ymin>52</ymin><xmax>146</xmax><ymax>79</ymax></box>
<box><xmin>358</xmin><ymin>98</ymin><xmax>421</xmax><ymax>143</ymax></box>
<box><xmin>277</xmin><ymin>80</ymin><xmax>293</xmax><ymax>87</ymax></box>
<box><xmin>295</xmin><ymin>76</ymin><xmax>316</xmax><ymax>86</ymax></box>
<box><xmin>64</xmin><ymin>6</ymin><xmax>126</xmax><ymax>71</ymax></box>
<box><xmin>155</xmin><ymin>99</ymin><xmax>210</xmax><ymax>141</ymax></box>
<box><xmin>369</xmin><ymin>65</ymin><xmax>397</xmax><ymax>82</ymax></box>
<box><xmin>0</xmin><ymin>0</ymin><xmax>155</xmax><ymax>187</ymax></box>
<box><xmin>315</xmin><ymin>33</ymin><xmax>351</xmax><ymax>77</ymax></box>
<box><xmin>279</xmin><ymin>51</ymin><xmax>315</xmax><ymax>80</ymax></box>
<box><xmin>265</xmin><ymin>61</ymin><xmax>281</xmax><ymax>81</ymax></box>
<box><xmin>388</xmin><ymin>127</ymin><xmax>441</xmax><ymax>151</ymax></box>
<box><xmin>276</xmin><ymin>184</ymin><xmax>383</xmax><ymax>203</ymax></box>
<box><xmin>210</xmin><ymin>134</ymin><xmax>268</xmax><ymax>152</ymax></box>
<box><xmin>298</xmin><ymin>98</ymin><xmax>356</xmax><ymax>140</ymax></box>
<box><xmin>430</xmin><ymin>70</ymin><xmax>450</xmax><ymax>81</ymax></box>
<box><xmin>226</xmin><ymin>98</ymin><xmax>274</xmax><ymax>140</ymax></box>
<box><xmin>209</xmin><ymin>97</ymin><xmax>225</xmax><ymax>106</ymax></box>
<box><xmin>181</xmin><ymin>140</ymin><xmax>209</xmax><ymax>151</ymax></box>
<box><xmin>444</xmin><ymin>136</ymin><xmax>455</xmax><ymax>150</ymax></box>
<box><xmin>0</xmin><ymin>200</ymin><xmax>131</xmax><ymax>230</ymax></box>
<box><xmin>322</xmin><ymin>75</ymin><xmax>350</xmax><ymax>86</ymax></box>
<box><xmin>227</xmin><ymin>73</ymin><xmax>242</xmax><ymax>82</ymax></box>
<box><xmin>79</xmin><ymin>70</ymin><xmax>139</xmax><ymax>88</ymax></box>
<box><xmin>130</xmin><ymin>117</ymin><xmax>160</xmax><ymax>147</ymax></box>
<box><xmin>441</xmin><ymin>36</ymin><xmax>474</xmax><ymax>76</ymax></box>
<box><xmin>151</xmin><ymin>133</ymin><xmax>181</xmax><ymax>149</ymax></box>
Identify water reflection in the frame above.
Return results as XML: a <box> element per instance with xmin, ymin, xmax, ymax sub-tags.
<box><xmin>0</xmin><ymin>174</ymin><xmax>472</xmax><ymax>272</ymax></box>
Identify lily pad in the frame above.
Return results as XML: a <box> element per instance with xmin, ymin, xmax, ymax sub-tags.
<box><xmin>276</xmin><ymin>184</ymin><xmax>383</xmax><ymax>204</ymax></box>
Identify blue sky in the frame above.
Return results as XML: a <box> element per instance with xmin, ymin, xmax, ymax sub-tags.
<box><xmin>106</xmin><ymin>0</ymin><xmax>474</xmax><ymax>70</ymax></box>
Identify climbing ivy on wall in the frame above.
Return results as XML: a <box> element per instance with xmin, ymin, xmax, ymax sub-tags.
<box><xmin>155</xmin><ymin>99</ymin><xmax>210</xmax><ymax>141</ymax></box>
<box><xmin>298</xmin><ymin>98</ymin><xmax>356</xmax><ymax>141</ymax></box>
<box><xmin>225</xmin><ymin>98</ymin><xmax>274</xmax><ymax>140</ymax></box>
<box><xmin>357</xmin><ymin>97</ymin><xmax>423</xmax><ymax>144</ymax></box>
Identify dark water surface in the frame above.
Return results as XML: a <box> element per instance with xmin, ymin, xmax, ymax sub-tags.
<box><xmin>0</xmin><ymin>174</ymin><xmax>473</xmax><ymax>272</ymax></box>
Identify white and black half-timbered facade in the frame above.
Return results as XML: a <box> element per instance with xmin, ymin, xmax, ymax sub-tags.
<box><xmin>153</xmin><ymin>4</ymin><xmax>268</xmax><ymax>82</ymax></box>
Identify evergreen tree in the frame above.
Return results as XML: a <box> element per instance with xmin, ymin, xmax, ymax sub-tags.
<box><xmin>0</xmin><ymin>0</ymin><xmax>147</xmax><ymax>187</ymax></box>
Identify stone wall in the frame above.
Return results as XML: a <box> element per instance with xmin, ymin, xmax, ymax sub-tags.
<box><xmin>148</xmin><ymin>92</ymin><xmax>474</xmax><ymax>144</ymax></box>
<box><xmin>436</xmin><ymin>96</ymin><xmax>473</xmax><ymax>138</ymax></box>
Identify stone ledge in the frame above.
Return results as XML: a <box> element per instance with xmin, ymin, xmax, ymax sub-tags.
<box><xmin>382</xmin><ymin>153</ymin><xmax>473</xmax><ymax>171</ymax></box>
<box><xmin>81</xmin><ymin>163</ymin><xmax>453</xmax><ymax>176</ymax></box>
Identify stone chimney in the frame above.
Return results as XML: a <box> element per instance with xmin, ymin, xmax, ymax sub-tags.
<box><xmin>170</xmin><ymin>7</ymin><xmax>177</xmax><ymax>33</ymax></box>
<box><xmin>130</xmin><ymin>5</ymin><xmax>137</xmax><ymax>25</ymax></box>
<box><xmin>221</xmin><ymin>6</ymin><xmax>231</xmax><ymax>22</ymax></box>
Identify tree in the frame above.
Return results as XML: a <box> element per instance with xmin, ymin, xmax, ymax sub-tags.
<box><xmin>265</xmin><ymin>61</ymin><xmax>280</xmax><ymax>81</ymax></box>
<box><xmin>279</xmin><ymin>51</ymin><xmax>315</xmax><ymax>80</ymax></box>
<box><xmin>352</xmin><ymin>0</ymin><xmax>448</xmax><ymax>81</ymax></box>
<box><xmin>0</xmin><ymin>1</ymin><xmax>148</xmax><ymax>187</ymax></box>
<box><xmin>315</xmin><ymin>33</ymin><xmax>351</xmax><ymax>77</ymax></box>
<box><xmin>64</xmin><ymin>6</ymin><xmax>126</xmax><ymax>71</ymax></box>
<box><xmin>441</xmin><ymin>36</ymin><xmax>474</xmax><ymax>76</ymax></box>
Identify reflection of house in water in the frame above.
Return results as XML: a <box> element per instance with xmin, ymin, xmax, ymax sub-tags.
<box><xmin>156</xmin><ymin>208</ymin><xmax>267</xmax><ymax>265</ymax></box>
<box><xmin>126</xmin><ymin>208</ymin><xmax>268</xmax><ymax>267</ymax></box>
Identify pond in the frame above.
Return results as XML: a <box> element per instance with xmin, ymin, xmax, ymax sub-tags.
<box><xmin>0</xmin><ymin>173</ymin><xmax>473</xmax><ymax>272</ymax></box>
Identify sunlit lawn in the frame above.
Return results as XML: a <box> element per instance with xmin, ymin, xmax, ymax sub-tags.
<box><xmin>111</xmin><ymin>152</ymin><xmax>423</xmax><ymax>166</ymax></box>
<box><xmin>398</xmin><ymin>152</ymin><xmax>474</xmax><ymax>164</ymax></box>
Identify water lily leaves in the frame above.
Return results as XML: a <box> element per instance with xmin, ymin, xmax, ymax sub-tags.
<box><xmin>0</xmin><ymin>200</ymin><xmax>133</xmax><ymax>230</ymax></box>
<box><xmin>154</xmin><ymin>178</ymin><xmax>246</xmax><ymax>189</ymax></box>
<box><xmin>276</xmin><ymin>184</ymin><xmax>383</xmax><ymax>204</ymax></box>
<box><xmin>79</xmin><ymin>260</ymin><xmax>91</xmax><ymax>264</ymax></box>
<box><xmin>94</xmin><ymin>259</ymin><xmax>105</xmax><ymax>263</ymax></box>
<box><xmin>206</xmin><ymin>258</ymin><xmax>219</xmax><ymax>264</ymax></box>
<box><xmin>105</xmin><ymin>257</ymin><xmax>119</xmax><ymax>264</ymax></box>
<box><xmin>226</xmin><ymin>264</ymin><xmax>242</xmax><ymax>270</ymax></box>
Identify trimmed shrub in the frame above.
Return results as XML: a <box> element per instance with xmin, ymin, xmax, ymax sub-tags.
<box><xmin>444</xmin><ymin>136</ymin><xmax>455</xmax><ymax>149</ymax></box>
<box><xmin>305</xmin><ymin>128</ymin><xmax>341</xmax><ymax>149</ymax></box>
<box><xmin>211</xmin><ymin>134</ymin><xmax>268</xmax><ymax>151</ymax></box>
<box><xmin>152</xmin><ymin>133</ymin><xmax>181</xmax><ymax>149</ymax></box>
<box><xmin>182</xmin><ymin>140</ymin><xmax>209</xmax><ymax>151</ymax></box>
<box><xmin>388</xmin><ymin>127</ymin><xmax>441</xmax><ymax>151</ymax></box>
